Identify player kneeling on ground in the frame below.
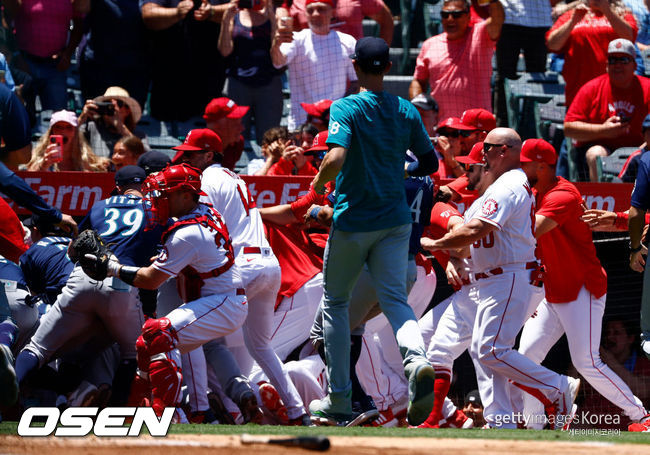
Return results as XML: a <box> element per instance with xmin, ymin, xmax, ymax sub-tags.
<box><xmin>82</xmin><ymin>164</ymin><xmax>248</xmax><ymax>416</ymax></box>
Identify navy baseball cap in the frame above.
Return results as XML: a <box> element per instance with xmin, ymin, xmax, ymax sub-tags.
<box><xmin>115</xmin><ymin>165</ymin><xmax>146</xmax><ymax>187</ymax></box>
<box><xmin>643</xmin><ymin>114</ymin><xmax>650</xmax><ymax>130</ymax></box>
<box><xmin>137</xmin><ymin>150</ymin><xmax>171</xmax><ymax>175</ymax></box>
<box><xmin>465</xmin><ymin>390</ymin><xmax>482</xmax><ymax>407</ymax></box>
<box><xmin>350</xmin><ymin>37</ymin><xmax>390</xmax><ymax>71</ymax></box>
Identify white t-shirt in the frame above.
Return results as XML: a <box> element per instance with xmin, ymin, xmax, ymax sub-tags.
<box><xmin>153</xmin><ymin>208</ymin><xmax>243</xmax><ymax>298</ymax></box>
<box><xmin>502</xmin><ymin>0</ymin><xmax>552</xmax><ymax>28</ymax></box>
<box><xmin>464</xmin><ymin>168</ymin><xmax>536</xmax><ymax>273</ymax></box>
<box><xmin>278</xmin><ymin>29</ymin><xmax>357</xmax><ymax>130</ymax></box>
<box><xmin>200</xmin><ymin>164</ymin><xmax>270</xmax><ymax>256</ymax></box>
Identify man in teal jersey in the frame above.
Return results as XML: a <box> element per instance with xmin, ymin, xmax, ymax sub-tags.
<box><xmin>310</xmin><ymin>36</ymin><xmax>438</xmax><ymax>427</ymax></box>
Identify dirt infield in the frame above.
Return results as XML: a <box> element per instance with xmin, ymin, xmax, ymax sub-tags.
<box><xmin>0</xmin><ymin>434</ymin><xmax>642</xmax><ymax>455</ymax></box>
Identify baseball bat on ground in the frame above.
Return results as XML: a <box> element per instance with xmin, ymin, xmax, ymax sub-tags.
<box><xmin>240</xmin><ymin>433</ymin><xmax>330</xmax><ymax>451</ymax></box>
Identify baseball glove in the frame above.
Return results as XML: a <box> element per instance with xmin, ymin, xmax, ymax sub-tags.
<box><xmin>69</xmin><ymin>229</ymin><xmax>114</xmax><ymax>281</ymax></box>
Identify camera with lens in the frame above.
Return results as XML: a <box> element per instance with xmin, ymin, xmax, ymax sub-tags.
<box><xmin>95</xmin><ymin>101</ymin><xmax>115</xmax><ymax>116</ymax></box>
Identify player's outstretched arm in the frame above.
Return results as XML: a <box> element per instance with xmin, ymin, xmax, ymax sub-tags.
<box><xmin>421</xmin><ymin>218</ymin><xmax>496</xmax><ymax>252</ymax></box>
<box><xmin>83</xmin><ymin>252</ymin><xmax>171</xmax><ymax>289</ymax></box>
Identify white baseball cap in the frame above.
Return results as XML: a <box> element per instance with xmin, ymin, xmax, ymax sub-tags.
<box><xmin>608</xmin><ymin>38</ymin><xmax>635</xmax><ymax>58</ymax></box>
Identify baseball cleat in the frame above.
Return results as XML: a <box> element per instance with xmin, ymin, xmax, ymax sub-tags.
<box><xmin>67</xmin><ymin>380</ymin><xmax>99</xmax><ymax>407</ymax></box>
<box><xmin>405</xmin><ymin>361</ymin><xmax>435</xmax><ymax>426</ymax></box>
<box><xmin>0</xmin><ymin>344</ymin><xmax>18</xmax><ymax>407</ymax></box>
<box><xmin>258</xmin><ymin>382</ymin><xmax>289</xmax><ymax>424</ymax></box>
<box><xmin>368</xmin><ymin>408</ymin><xmax>398</xmax><ymax>427</ymax></box>
<box><xmin>309</xmin><ymin>393</ymin><xmax>353</xmax><ymax>426</ymax></box>
<box><xmin>288</xmin><ymin>414</ymin><xmax>314</xmax><ymax>426</ymax></box>
<box><xmin>208</xmin><ymin>392</ymin><xmax>236</xmax><ymax>425</ymax></box>
<box><xmin>237</xmin><ymin>390</ymin><xmax>264</xmax><ymax>424</ymax></box>
<box><xmin>628</xmin><ymin>414</ymin><xmax>650</xmax><ymax>432</ymax></box>
<box><xmin>188</xmin><ymin>409</ymin><xmax>219</xmax><ymax>424</ymax></box>
<box><xmin>440</xmin><ymin>409</ymin><xmax>474</xmax><ymax>429</ymax></box>
<box><xmin>554</xmin><ymin>376</ymin><xmax>580</xmax><ymax>431</ymax></box>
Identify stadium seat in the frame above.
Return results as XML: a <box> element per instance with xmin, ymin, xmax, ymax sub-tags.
<box><xmin>384</xmin><ymin>75</ymin><xmax>412</xmax><ymax>100</ymax></box>
<box><xmin>596</xmin><ymin>147</ymin><xmax>638</xmax><ymax>183</ymax></box>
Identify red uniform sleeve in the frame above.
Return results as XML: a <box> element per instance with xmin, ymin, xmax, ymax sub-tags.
<box><xmin>536</xmin><ymin>188</ymin><xmax>581</xmax><ymax>226</ymax></box>
<box><xmin>429</xmin><ymin>202</ymin><xmax>461</xmax><ymax>234</ymax></box>
<box><xmin>290</xmin><ymin>187</ymin><xmax>322</xmax><ymax>220</ymax></box>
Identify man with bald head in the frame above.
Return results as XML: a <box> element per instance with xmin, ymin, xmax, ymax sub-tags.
<box><xmin>422</xmin><ymin>128</ymin><xmax>581</xmax><ymax>429</ymax></box>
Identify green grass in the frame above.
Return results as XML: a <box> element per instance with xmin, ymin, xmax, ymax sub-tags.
<box><xmin>1</xmin><ymin>422</ymin><xmax>649</xmax><ymax>444</ymax></box>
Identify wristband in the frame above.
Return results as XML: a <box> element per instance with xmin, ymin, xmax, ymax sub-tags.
<box><xmin>107</xmin><ymin>259</ymin><xmax>121</xmax><ymax>278</ymax></box>
<box><xmin>309</xmin><ymin>206</ymin><xmax>322</xmax><ymax>220</ymax></box>
<box><xmin>630</xmin><ymin>244</ymin><xmax>643</xmax><ymax>254</ymax></box>
<box><xmin>118</xmin><ymin>265</ymin><xmax>140</xmax><ymax>286</ymax></box>
<box><xmin>615</xmin><ymin>211</ymin><xmax>629</xmax><ymax>230</ymax></box>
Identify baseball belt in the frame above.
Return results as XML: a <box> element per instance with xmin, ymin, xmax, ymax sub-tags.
<box><xmin>474</xmin><ymin>261</ymin><xmax>544</xmax><ymax>287</ymax></box>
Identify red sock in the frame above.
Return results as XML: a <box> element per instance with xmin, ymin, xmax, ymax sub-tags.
<box><xmin>422</xmin><ymin>373</ymin><xmax>450</xmax><ymax>427</ymax></box>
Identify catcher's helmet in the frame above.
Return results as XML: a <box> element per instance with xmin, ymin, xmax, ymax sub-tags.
<box><xmin>142</xmin><ymin>164</ymin><xmax>206</xmax><ymax>226</ymax></box>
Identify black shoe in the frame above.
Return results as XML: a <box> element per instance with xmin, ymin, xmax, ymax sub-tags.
<box><xmin>208</xmin><ymin>392</ymin><xmax>235</xmax><ymax>425</ymax></box>
<box><xmin>236</xmin><ymin>390</ymin><xmax>263</xmax><ymax>424</ymax></box>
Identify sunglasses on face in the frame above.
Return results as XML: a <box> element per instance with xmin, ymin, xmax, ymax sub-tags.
<box><xmin>463</xmin><ymin>163</ymin><xmax>486</xmax><ymax>171</ymax></box>
<box><xmin>483</xmin><ymin>142</ymin><xmax>513</xmax><ymax>153</ymax></box>
<box><xmin>460</xmin><ymin>130</ymin><xmax>477</xmax><ymax>138</ymax></box>
<box><xmin>608</xmin><ymin>56</ymin><xmax>633</xmax><ymax>65</ymax></box>
<box><xmin>439</xmin><ymin>129</ymin><xmax>460</xmax><ymax>138</ymax></box>
<box><xmin>440</xmin><ymin>10</ymin><xmax>469</xmax><ymax>19</ymax></box>
<box><xmin>113</xmin><ymin>99</ymin><xmax>126</xmax><ymax>109</ymax></box>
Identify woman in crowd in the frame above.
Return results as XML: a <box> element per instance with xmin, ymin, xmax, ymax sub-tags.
<box><xmin>267</xmin><ymin>122</ymin><xmax>318</xmax><ymax>176</ymax></box>
<box><xmin>27</xmin><ymin>110</ymin><xmax>109</xmax><ymax>172</ymax></box>
<box><xmin>218</xmin><ymin>0</ymin><xmax>284</xmax><ymax>145</ymax></box>
<box><xmin>78</xmin><ymin>86</ymin><xmax>144</xmax><ymax>159</ymax></box>
<box><xmin>111</xmin><ymin>135</ymin><xmax>146</xmax><ymax>171</ymax></box>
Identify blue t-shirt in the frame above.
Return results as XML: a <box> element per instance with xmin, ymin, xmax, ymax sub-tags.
<box><xmin>80</xmin><ymin>194</ymin><xmax>163</xmax><ymax>267</ymax></box>
<box><xmin>19</xmin><ymin>236</ymin><xmax>73</xmax><ymax>305</ymax></box>
<box><xmin>405</xmin><ymin>175</ymin><xmax>434</xmax><ymax>256</ymax></box>
<box><xmin>326</xmin><ymin>91</ymin><xmax>433</xmax><ymax>231</ymax></box>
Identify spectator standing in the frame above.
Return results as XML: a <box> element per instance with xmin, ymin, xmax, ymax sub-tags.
<box><xmin>546</xmin><ymin>0</ymin><xmax>637</xmax><ymax>107</ymax></box>
<box><xmin>78</xmin><ymin>0</ymin><xmax>150</xmax><ymax>107</ymax></box>
<box><xmin>27</xmin><ymin>110</ymin><xmax>109</xmax><ymax>172</ymax></box>
<box><xmin>493</xmin><ymin>0</ymin><xmax>554</xmax><ymax>126</ymax></box>
<box><xmin>78</xmin><ymin>86</ymin><xmax>144</xmax><ymax>159</ymax></box>
<box><xmin>203</xmin><ymin>97</ymin><xmax>249</xmax><ymax>171</ymax></box>
<box><xmin>219</xmin><ymin>0</ymin><xmax>284</xmax><ymax>146</ymax></box>
<box><xmin>564</xmin><ymin>39</ymin><xmax>650</xmax><ymax>181</ymax></box>
<box><xmin>309</xmin><ymin>37</ymin><xmax>438</xmax><ymax>426</ymax></box>
<box><xmin>140</xmin><ymin>0</ymin><xmax>229</xmax><ymax>121</ymax></box>
<box><xmin>2</xmin><ymin>0</ymin><xmax>85</xmax><ymax>112</ymax></box>
<box><xmin>289</xmin><ymin>0</ymin><xmax>394</xmax><ymax>42</ymax></box>
<box><xmin>409</xmin><ymin>0</ymin><xmax>504</xmax><ymax>121</ymax></box>
<box><xmin>271</xmin><ymin>0</ymin><xmax>358</xmax><ymax>131</ymax></box>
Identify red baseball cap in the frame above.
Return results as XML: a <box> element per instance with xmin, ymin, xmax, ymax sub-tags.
<box><xmin>457</xmin><ymin>141</ymin><xmax>485</xmax><ymax>165</ymax></box>
<box><xmin>461</xmin><ymin>108</ymin><xmax>496</xmax><ymax>132</ymax></box>
<box><xmin>171</xmin><ymin>128</ymin><xmax>223</xmax><ymax>163</ymax></box>
<box><xmin>520</xmin><ymin>138</ymin><xmax>557</xmax><ymax>165</ymax></box>
<box><xmin>306</xmin><ymin>130</ymin><xmax>328</xmax><ymax>152</ymax></box>
<box><xmin>301</xmin><ymin>99</ymin><xmax>333</xmax><ymax>118</ymax></box>
<box><xmin>437</xmin><ymin>117</ymin><xmax>474</xmax><ymax>131</ymax></box>
<box><xmin>203</xmin><ymin>97</ymin><xmax>249</xmax><ymax>121</ymax></box>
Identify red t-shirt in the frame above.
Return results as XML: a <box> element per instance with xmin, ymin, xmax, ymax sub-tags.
<box><xmin>0</xmin><ymin>199</ymin><xmax>28</xmax><ymax>263</ymax></box>
<box><xmin>535</xmin><ymin>177</ymin><xmax>607</xmax><ymax>303</ymax></box>
<box><xmin>264</xmin><ymin>222</ymin><xmax>323</xmax><ymax>308</ymax></box>
<box><xmin>547</xmin><ymin>11</ymin><xmax>637</xmax><ymax>107</ymax></box>
<box><xmin>565</xmin><ymin>74</ymin><xmax>650</xmax><ymax>150</ymax></box>
<box><xmin>267</xmin><ymin>158</ymin><xmax>318</xmax><ymax>176</ymax></box>
<box><xmin>424</xmin><ymin>202</ymin><xmax>462</xmax><ymax>270</ymax></box>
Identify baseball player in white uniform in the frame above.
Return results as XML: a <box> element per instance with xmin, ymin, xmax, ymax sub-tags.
<box><xmin>171</xmin><ymin>129</ymin><xmax>307</xmax><ymax>423</ymax></box>
<box><xmin>422</xmin><ymin>128</ymin><xmax>580</xmax><ymax>429</ymax></box>
<box><xmin>83</xmin><ymin>163</ymin><xmax>248</xmax><ymax>416</ymax></box>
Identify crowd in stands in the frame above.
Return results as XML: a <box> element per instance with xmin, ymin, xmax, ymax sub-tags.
<box><xmin>2</xmin><ymin>0</ymin><xmax>650</xmax><ymax>430</ymax></box>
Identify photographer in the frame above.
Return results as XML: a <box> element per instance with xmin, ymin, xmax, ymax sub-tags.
<box><xmin>267</xmin><ymin>123</ymin><xmax>319</xmax><ymax>176</ymax></box>
<box><xmin>77</xmin><ymin>86</ymin><xmax>145</xmax><ymax>159</ymax></box>
<box><xmin>247</xmin><ymin>125</ymin><xmax>289</xmax><ymax>175</ymax></box>
<box><xmin>219</xmin><ymin>0</ymin><xmax>284</xmax><ymax>145</ymax></box>
<box><xmin>27</xmin><ymin>110</ymin><xmax>109</xmax><ymax>172</ymax></box>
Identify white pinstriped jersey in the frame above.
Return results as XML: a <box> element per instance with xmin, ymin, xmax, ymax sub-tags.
<box><xmin>464</xmin><ymin>169</ymin><xmax>536</xmax><ymax>273</ymax></box>
<box><xmin>200</xmin><ymin>164</ymin><xmax>271</xmax><ymax>256</ymax></box>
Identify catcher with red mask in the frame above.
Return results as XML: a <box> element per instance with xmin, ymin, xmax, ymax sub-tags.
<box><xmin>84</xmin><ymin>163</ymin><xmax>248</xmax><ymax>416</ymax></box>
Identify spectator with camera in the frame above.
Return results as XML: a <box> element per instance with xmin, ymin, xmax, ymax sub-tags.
<box><xmin>26</xmin><ymin>110</ymin><xmax>109</xmax><ymax>172</ymax></box>
<box><xmin>271</xmin><ymin>0</ymin><xmax>358</xmax><ymax>131</ymax></box>
<box><xmin>267</xmin><ymin>123</ymin><xmax>319</xmax><ymax>175</ymax></box>
<box><xmin>409</xmin><ymin>0</ymin><xmax>504</xmax><ymax>121</ymax></box>
<box><xmin>111</xmin><ymin>136</ymin><xmax>147</xmax><ymax>171</ymax></box>
<box><xmin>78</xmin><ymin>86</ymin><xmax>144</xmax><ymax>159</ymax></box>
<box><xmin>246</xmin><ymin>125</ymin><xmax>290</xmax><ymax>175</ymax></box>
<box><xmin>564</xmin><ymin>38</ymin><xmax>650</xmax><ymax>181</ymax></box>
<box><xmin>219</xmin><ymin>0</ymin><xmax>284</xmax><ymax>146</ymax></box>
